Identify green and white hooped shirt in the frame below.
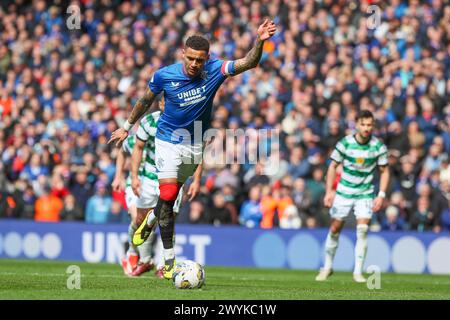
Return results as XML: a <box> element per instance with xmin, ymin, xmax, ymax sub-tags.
<box><xmin>330</xmin><ymin>134</ymin><xmax>388</xmax><ymax>199</ymax></box>
<box><xmin>121</xmin><ymin>111</ymin><xmax>161</xmax><ymax>187</ymax></box>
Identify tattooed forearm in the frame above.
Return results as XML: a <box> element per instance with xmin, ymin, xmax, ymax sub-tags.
<box><xmin>128</xmin><ymin>88</ymin><xmax>156</xmax><ymax>124</ymax></box>
<box><xmin>234</xmin><ymin>38</ymin><xmax>264</xmax><ymax>75</ymax></box>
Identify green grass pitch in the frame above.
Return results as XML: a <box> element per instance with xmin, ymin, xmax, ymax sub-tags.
<box><xmin>1</xmin><ymin>259</ymin><xmax>449</xmax><ymax>300</ymax></box>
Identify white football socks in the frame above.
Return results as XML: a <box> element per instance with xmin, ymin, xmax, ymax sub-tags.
<box><xmin>354</xmin><ymin>224</ymin><xmax>368</xmax><ymax>275</ymax></box>
<box><xmin>163</xmin><ymin>248</ymin><xmax>175</xmax><ymax>261</ymax></box>
<box><xmin>138</xmin><ymin>232</ymin><xmax>155</xmax><ymax>264</ymax></box>
<box><xmin>324</xmin><ymin>231</ymin><xmax>340</xmax><ymax>270</ymax></box>
<box><xmin>127</xmin><ymin>223</ymin><xmax>138</xmax><ymax>256</ymax></box>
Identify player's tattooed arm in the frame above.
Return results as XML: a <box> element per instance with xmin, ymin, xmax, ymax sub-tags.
<box><xmin>108</xmin><ymin>88</ymin><xmax>157</xmax><ymax>147</ymax></box>
<box><xmin>128</xmin><ymin>88</ymin><xmax>157</xmax><ymax>125</ymax></box>
<box><xmin>233</xmin><ymin>38</ymin><xmax>265</xmax><ymax>75</ymax></box>
<box><xmin>233</xmin><ymin>19</ymin><xmax>276</xmax><ymax>75</ymax></box>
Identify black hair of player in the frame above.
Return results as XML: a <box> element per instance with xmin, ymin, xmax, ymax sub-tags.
<box><xmin>356</xmin><ymin>109</ymin><xmax>374</xmax><ymax>121</ymax></box>
<box><xmin>185</xmin><ymin>35</ymin><xmax>210</xmax><ymax>53</ymax></box>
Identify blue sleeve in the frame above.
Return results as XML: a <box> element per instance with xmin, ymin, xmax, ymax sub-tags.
<box><xmin>148</xmin><ymin>69</ymin><xmax>164</xmax><ymax>95</ymax></box>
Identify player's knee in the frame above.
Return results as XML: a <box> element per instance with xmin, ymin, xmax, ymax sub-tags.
<box><xmin>330</xmin><ymin>222</ymin><xmax>343</xmax><ymax>234</ymax></box>
<box><xmin>159</xmin><ymin>183</ymin><xmax>180</xmax><ymax>202</ymax></box>
<box><xmin>356</xmin><ymin>224</ymin><xmax>369</xmax><ymax>237</ymax></box>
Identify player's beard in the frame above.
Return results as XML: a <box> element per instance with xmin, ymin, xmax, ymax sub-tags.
<box><xmin>188</xmin><ymin>68</ymin><xmax>199</xmax><ymax>77</ymax></box>
<box><xmin>361</xmin><ymin>131</ymin><xmax>371</xmax><ymax>140</ymax></box>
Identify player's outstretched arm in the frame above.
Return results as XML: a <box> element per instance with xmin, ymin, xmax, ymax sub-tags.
<box><xmin>233</xmin><ymin>19</ymin><xmax>277</xmax><ymax>76</ymax></box>
<box><xmin>130</xmin><ymin>138</ymin><xmax>145</xmax><ymax>197</ymax></box>
<box><xmin>108</xmin><ymin>88</ymin><xmax>157</xmax><ymax>147</ymax></box>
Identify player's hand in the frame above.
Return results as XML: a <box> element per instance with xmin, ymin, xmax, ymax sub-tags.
<box><xmin>131</xmin><ymin>177</ymin><xmax>141</xmax><ymax>197</ymax></box>
<box><xmin>373</xmin><ymin>197</ymin><xmax>384</xmax><ymax>212</ymax></box>
<box><xmin>111</xmin><ymin>176</ymin><xmax>125</xmax><ymax>192</ymax></box>
<box><xmin>108</xmin><ymin>127</ymin><xmax>128</xmax><ymax>147</ymax></box>
<box><xmin>323</xmin><ymin>192</ymin><xmax>334</xmax><ymax>208</ymax></box>
<box><xmin>187</xmin><ymin>179</ymin><xmax>201</xmax><ymax>201</ymax></box>
<box><xmin>257</xmin><ymin>19</ymin><xmax>277</xmax><ymax>41</ymax></box>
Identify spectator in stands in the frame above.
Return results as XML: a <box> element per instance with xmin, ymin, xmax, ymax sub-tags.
<box><xmin>441</xmin><ymin>201</ymin><xmax>450</xmax><ymax>231</ymax></box>
<box><xmin>0</xmin><ymin>189</ymin><xmax>20</xmax><ymax>218</ymax></box>
<box><xmin>243</xmin><ymin>161</ymin><xmax>270</xmax><ymax>192</ymax></box>
<box><xmin>20</xmin><ymin>154</ymin><xmax>49</xmax><ymax>181</ymax></box>
<box><xmin>188</xmin><ymin>200</ymin><xmax>210</xmax><ymax>224</ymax></box>
<box><xmin>108</xmin><ymin>200</ymin><xmax>128</xmax><ymax>223</ymax></box>
<box><xmin>239</xmin><ymin>185</ymin><xmax>263</xmax><ymax>228</ymax></box>
<box><xmin>34</xmin><ymin>184</ymin><xmax>63</xmax><ymax>222</ymax></box>
<box><xmin>406</xmin><ymin>121</ymin><xmax>426</xmax><ymax>156</ymax></box>
<box><xmin>85</xmin><ymin>180</ymin><xmax>112</xmax><ymax>224</ymax></box>
<box><xmin>60</xmin><ymin>194</ymin><xmax>84</xmax><ymax>221</ymax></box>
<box><xmin>424</xmin><ymin>143</ymin><xmax>448</xmax><ymax>173</ymax></box>
<box><xmin>306</xmin><ymin>167</ymin><xmax>326</xmax><ymax>209</ymax></box>
<box><xmin>287</xmin><ymin>146</ymin><xmax>311</xmax><ymax>179</ymax></box>
<box><xmin>260</xmin><ymin>185</ymin><xmax>279</xmax><ymax>229</ymax></box>
<box><xmin>221</xmin><ymin>184</ymin><xmax>239</xmax><ymax>224</ymax></box>
<box><xmin>430</xmin><ymin>180</ymin><xmax>449</xmax><ymax>232</ymax></box>
<box><xmin>50</xmin><ymin>173</ymin><xmax>70</xmax><ymax>199</ymax></box>
<box><xmin>279</xmin><ymin>204</ymin><xmax>302</xmax><ymax>229</ymax></box>
<box><xmin>70</xmin><ymin>169</ymin><xmax>94</xmax><ymax>211</ymax></box>
<box><xmin>410</xmin><ymin>196</ymin><xmax>435</xmax><ymax>232</ymax></box>
<box><xmin>397</xmin><ymin>156</ymin><xmax>418</xmax><ymax>211</ymax></box>
<box><xmin>206</xmin><ymin>190</ymin><xmax>233</xmax><ymax>226</ymax></box>
<box><xmin>381</xmin><ymin>205</ymin><xmax>407</xmax><ymax>231</ymax></box>
<box><xmin>21</xmin><ymin>184</ymin><xmax>36</xmax><ymax>219</ymax></box>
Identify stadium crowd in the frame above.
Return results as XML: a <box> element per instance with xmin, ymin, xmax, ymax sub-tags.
<box><xmin>0</xmin><ymin>0</ymin><xmax>449</xmax><ymax>232</ymax></box>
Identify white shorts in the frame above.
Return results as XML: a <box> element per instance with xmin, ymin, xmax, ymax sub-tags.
<box><xmin>136</xmin><ymin>177</ymin><xmax>160</xmax><ymax>209</ymax></box>
<box><xmin>329</xmin><ymin>194</ymin><xmax>373</xmax><ymax>220</ymax></box>
<box><xmin>125</xmin><ymin>185</ymin><xmax>138</xmax><ymax>210</ymax></box>
<box><xmin>135</xmin><ymin>176</ymin><xmax>184</xmax><ymax>213</ymax></box>
<box><xmin>155</xmin><ymin>138</ymin><xmax>203</xmax><ymax>183</ymax></box>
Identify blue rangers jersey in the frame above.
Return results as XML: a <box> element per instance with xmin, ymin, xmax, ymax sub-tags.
<box><xmin>148</xmin><ymin>59</ymin><xmax>235</xmax><ymax>144</ymax></box>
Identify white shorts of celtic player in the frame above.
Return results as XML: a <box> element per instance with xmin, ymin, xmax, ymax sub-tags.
<box><xmin>155</xmin><ymin>138</ymin><xmax>203</xmax><ymax>183</ymax></box>
<box><xmin>125</xmin><ymin>185</ymin><xmax>138</xmax><ymax>210</ymax></box>
<box><xmin>330</xmin><ymin>194</ymin><xmax>373</xmax><ymax>220</ymax></box>
<box><xmin>136</xmin><ymin>177</ymin><xmax>160</xmax><ymax>209</ymax></box>
<box><xmin>136</xmin><ymin>177</ymin><xmax>184</xmax><ymax>213</ymax></box>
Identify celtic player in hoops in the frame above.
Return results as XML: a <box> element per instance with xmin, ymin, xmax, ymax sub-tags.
<box><xmin>316</xmin><ymin>110</ymin><xmax>390</xmax><ymax>283</ymax></box>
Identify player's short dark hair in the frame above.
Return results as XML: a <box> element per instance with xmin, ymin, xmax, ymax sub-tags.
<box><xmin>185</xmin><ymin>35</ymin><xmax>210</xmax><ymax>52</ymax></box>
<box><xmin>356</xmin><ymin>109</ymin><xmax>374</xmax><ymax>121</ymax></box>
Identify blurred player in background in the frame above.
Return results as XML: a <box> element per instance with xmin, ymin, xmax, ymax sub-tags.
<box><xmin>112</xmin><ymin>133</ymin><xmax>150</xmax><ymax>276</ymax></box>
<box><xmin>316</xmin><ymin>110</ymin><xmax>390</xmax><ymax>283</ymax></box>
<box><xmin>109</xmin><ymin>19</ymin><xmax>277</xmax><ymax>279</ymax></box>
<box><xmin>113</xmin><ymin>131</ymin><xmax>162</xmax><ymax>276</ymax></box>
<box><xmin>130</xmin><ymin>109</ymin><xmax>203</xmax><ymax>277</ymax></box>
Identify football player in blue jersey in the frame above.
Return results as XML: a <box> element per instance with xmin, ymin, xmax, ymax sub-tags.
<box><xmin>109</xmin><ymin>19</ymin><xmax>277</xmax><ymax>279</ymax></box>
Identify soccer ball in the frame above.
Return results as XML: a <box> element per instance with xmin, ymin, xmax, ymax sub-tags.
<box><xmin>172</xmin><ymin>260</ymin><xmax>205</xmax><ymax>289</ymax></box>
